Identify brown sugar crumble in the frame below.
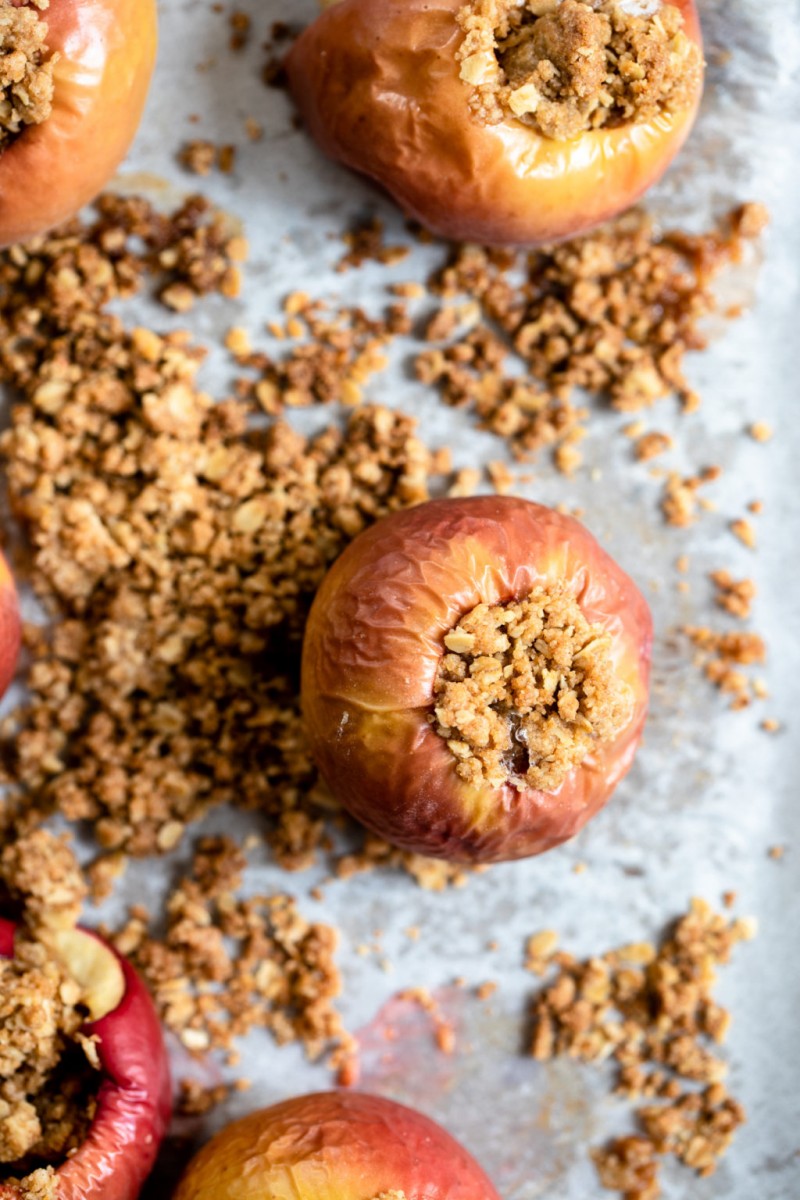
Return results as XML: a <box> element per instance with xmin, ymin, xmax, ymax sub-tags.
<box><xmin>682</xmin><ymin>627</ymin><xmax>766</xmax><ymax>710</ymax></box>
<box><xmin>527</xmin><ymin>899</ymin><xmax>755</xmax><ymax>1198</ymax></box>
<box><xmin>456</xmin><ymin>0</ymin><xmax>702</xmax><ymax>139</ymax></box>
<box><xmin>179</xmin><ymin>140</ymin><xmax>237</xmax><ymax>176</ymax></box>
<box><xmin>710</xmin><ymin>570</ymin><xmax>756</xmax><ymax>620</ymax></box>
<box><xmin>113</xmin><ymin>836</ymin><xmax>354</xmax><ymax>1069</ymax></box>
<box><xmin>0</xmin><ymin>0</ymin><xmax>57</xmax><ymax>150</ymax></box>
<box><xmin>433</xmin><ymin>583</ymin><xmax>632</xmax><ymax>792</ymax></box>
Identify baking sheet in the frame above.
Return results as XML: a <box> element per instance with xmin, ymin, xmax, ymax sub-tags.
<box><xmin>6</xmin><ymin>0</ymin><xmax>800</xmax><ymax>1197</ymax></box>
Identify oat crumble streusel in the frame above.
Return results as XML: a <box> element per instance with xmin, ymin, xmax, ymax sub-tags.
<box><xmin>456</xmin><ymin>0</ymin><xmax>702</xmax><ymax>139</ymax></box>
<box><xmin>0</xmin><ymin>0</ymin><xmax>57</xmax><ymax>151</ymax></box>
<box><xmin>527</xmin><ymin>898</ymin><xmax>755</xmax><ymax>1198</ymax></box>
<box><xmin>433</xmin><ymin>582</ymin><xmax>632</xmax><ymax>791</ymax></box>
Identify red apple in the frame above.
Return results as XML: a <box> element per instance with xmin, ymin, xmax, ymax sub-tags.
<box><xmin>0</xmin><ymin>917</ymin><xmax>172</xmax><ymax>1200</ymax></box>
<box><xmin>172</xmin><ymin>1091</ymin><xmax>499</xmax><ymax>1200</ymax></box>
<box><xmin>285</xmin><ymin>0</ymin><xmax>703</xmax><ymax>246</ymax></box>
<box><xmin>301</xmin><ymin>496</ymin><xmax>652</xmax><ymax>863</ymax></box>
<box><xmin>0</xmin><ymin>551</ymin><xmax>20</xmax><ymax>700</ymax></box>
<box><xmin>0</xmin><ymin>0</ymin><xmax>158</xmax><ymax>247</ymax></box>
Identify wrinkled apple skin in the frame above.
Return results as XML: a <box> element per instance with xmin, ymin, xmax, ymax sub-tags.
<box><xmin>0</xmin><ymin>918</ymin><xmax>172</xmax><ymax>1200</ymax></box>
<box><xmin>285</xmin><ymin>0</ymin><xmax>703</xmax><ymax>246</ymax></box>
<box><xmin>302</xmin><ymin>496</ymin><xmax>652</xmax><ymax>863</ymax></box>
<box><xmin>0</xmin><ymin>552</ymin><xmax>20</xmax><ymax>700</ymax></box>
<box><xmin>173</xmin><ymin>1091</ymin><xmax>500</xmax><ymax>1200</ymax></box>
<box><xmin>0</xmin><ymin>0</ymin><xmax>158</xmax><ymax>247</ymax></box>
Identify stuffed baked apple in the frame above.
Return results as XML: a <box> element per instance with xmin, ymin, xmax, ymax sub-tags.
<box><xmin>286</xmin><ymin>0</ymin><xmax>704</xmax><ymax>245</ymax></box>
<box><xmin>302</xmin><ymin>496</ymin><xmax>652</xmax><ymax>863</ymax></box>
<box><xmin>0</xmin><ymin>0</ymin><xmax>157</xmax><ymax>246</ymax></box>
<box><xmin>173</xmin><ymin>1092</ymin><xmax>499</xmax><ymax>1200</ymax></box>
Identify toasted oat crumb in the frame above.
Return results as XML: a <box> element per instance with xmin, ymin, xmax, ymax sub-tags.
<box><xmin>0</xmin><ymin>831</ymin><xmax>86</xmax><ymax>936</ymax></box>
<box><xmin>682</xmin><ymin>627</ymin><xmax>766</xmax><ymax>710</ymax></box>
<box><xmin>336</xmin><ymin>218</ymin><xmax>409</xmax><ymax>272</ymax></box>
<box><xmin>0</xmin><ymin>0</ymin><xmax>57</xmax><ymax>150</ymax></box>
<box><xmin>176</xmin><ymin>1080</ymin><xmax>231</xmax><ymax>1117</ymax></box>
<box><xmin>434</xmin><ymin>583</ymin><xmax>633</xmax><ymax>792</ymax></box>
<box><xmin>229</xmin><ymin>10</ymin><xmax>251</xmax><ymax>52</ymax></box>
<box><xmin>761</xmin><ymin>717</ymin><xmax>780</xmax><ymax>734</ymax></box>
<box><xmin>710</xmin><ymin>570</ymin><xmax>755</xmax><ymax>619</ymax></box>
<box><xmin>730</xmin><ymin>518</ymin><xmax>756</xmax><ymax>549</ymax></box>
<box><xmin>661</xmin><ymin>467</ymin><xmax>720</xmax><ymax>527</ymax></box>
<box><xmin>179</xmin><ymin>140</ymin><xmax>237</xmax><ymax>176</ymax></box>
<box><xmin>747</xmin><ymin>422</ymin><xmax>773</xmax><ymax>443</ymax></box>
<box><xmin>116</xmin><ymin>836</ymin><xmax>353</xmax><ymax>1067</ymax></box>
<box><xmin>456</xmin><ymin>0</ymin><xmax>702</xmax><ymax>139</ymax></box>
<box><xmin>530</xmin><ymin>899</ymin><xmax>752</xmax><ymax>1197</ymax></box>
<box><xmin>634</xmin><ymin>432</ymin><xmax>673</xmax><ymax>462</ymax></box>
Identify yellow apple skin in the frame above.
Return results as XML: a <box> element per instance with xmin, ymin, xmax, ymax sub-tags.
<box><xmin>285</xmin><ymin>0</ymin><xmax>703</xmax><ymax>246</ymax></box>
<box><xmin>0</xmin><ymin>0</ymin><xmax>158</xmax><ymax>247</ymax></box>
<box><xmin>172</xmin><ymin>1092</ymin><xmax>500</xmax><ymax>1200</ymax></box>
<box><xmin>302</xmin><ymin>497</ymin><xmax>652</xmax><ymax>864</ymax></box>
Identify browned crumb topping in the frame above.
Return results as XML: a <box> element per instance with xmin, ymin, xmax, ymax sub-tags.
<box><xmin>228</xmin><ymin>10</ymin><xmax>251</xmax><ymax>52</ymax></box>
<box><xmin>0</xmin><ymin>831</ymin><xmax>86</xmax><ymax>936</ymax></box>
<box><xmin>2</xmin><ymin>1167</ymin><xmax>56</xmax><ymax>1200</ymax></box>
<box><xmin>336</xmin><ymin>217</ymin><xmax>409</xmax><ymax>273</ymax></box>
<box><xmin>0</xmin><ymin>0</ymin><xmax>56</xmax><ymax>150</ymax></box>
<box><xmin>682</xmin><ymin>627</ymin><xmax>766</xmax><ymax>710</ymax></box>
<box><xmin>710</xmin><ymin>570</ymin><xmax>756</xmax><ymax>620</ymax></box>
<box><xmin>433</xmin><ymin>583</ymin><xmax>632</xmax><ymax>792</ymax></box>
<box><xmin>372</xmin><ymin>1193</ymin><xmax>408</xmax><ymax>1200</ymax></box>
<box><xmin>112</xmin><ymin>836</ymin><xmax>353</xmax><ymax>1067</ymax></box>
<box><xmin>661</xmin><ymin>466</ymin><xmax>720</xmax><ymax>526</ymax></box>
<box><xmin>179</xmin><ymin>140</ymin><xmax>237</xmax><ymax>177</ymax></box>
<box><xmin>527</xmin><ymin>899</ymin><xmax>755</xmax><ymax>1197</ymax></box>
<box><xmin>418</xmin><ymin>205</ymin><xmax>767</xmax><ymax>468</ymax></box>
<box><xmin>176</xmin><ymin>1080</ymin><xmax>232</xmax><ymax>1117</ymax></box>
<box><xmin>456</xmin><ymin>0</ymin><xmax>701</xmax><ymax>139</ymax></box>
<box><xmin>730</xmin><ymin>516</ymin><xmax>756</xmax><ymax>548</ymax></box>
<box><xmin>634</xmin><ymin>431</ymin><xmax>672</xmax><ymax>462</ymax></box>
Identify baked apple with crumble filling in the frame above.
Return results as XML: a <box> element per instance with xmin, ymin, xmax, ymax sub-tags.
<box><xmin>286</xmin><ymin>0</ymin><xmax>704</xmax><ymax>245</ymax></box>
<box><xmin>172</xmin><ymin>1092</ymin><xmax>500</xmax><ymax>1200</ymax></box>
<box><xmin>0</xmin><ymin>0</ymin><xmax>157</xmax><ymax>247</ymax></box>
<box><xmin>301</xmin><ymin>496</ymin><xmax>652</xmax><ymax>863</ymax></box>
<box><xmin>0</xmin><ymin>915</ymin><xmax>171</xmax><ymax>1200</ymax></box>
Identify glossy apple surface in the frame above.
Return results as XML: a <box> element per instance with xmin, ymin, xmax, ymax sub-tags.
<box><xmin>173</xmin><ymin>1091</ymin><xmax>499</xmax><ymax>1200</ymax></box>
<box><xmin>0</xmin><ymin>551</ymin><xmax>21</xmax><ymax>700</ymax></box>
<box><xmin>285</xmin><ymin>0</ymin><xmax>703</xmax><ymax>246</ymax></box>
<box><xmin>0</xmin><ymin>918</ymin><xmax>172</xmax><ymax>1200</ymax></box>
<box><xmin>0</xmin><ymin>0</ymin><xmax>158</xmax><ymax>247</ymax></box>
<box><xmin>301</xmin><ymin>496</ymin><xmax>652</xmax><ymax>863</ymax></box>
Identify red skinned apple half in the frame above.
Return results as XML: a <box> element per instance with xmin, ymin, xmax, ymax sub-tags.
<box><xmin>0</xmin><ymin>551</ymin><xmax>20</xmax><ymax>699</ymax></box>
<box><xmin>0</xmin><ymin>917</ymin><xmax>172</xmax><ymax>1200</ymax></box>
<box><xmin>301</xmin><ymin>496</ymin><xmax>652</xmax><ymax>863</ymax></box>
<box><xmin>0</xmin><ymin>0</ymin><xmax>158</xmax><ymax>247</ymax></box>
<box><xmin>285</xmin><ymin>0</ymin><xmax>703</xmax><ymax>246</ymax></box>
<box><xmin>172</xmin><ymin>1091</ymin><xmax>499</xmax><ymax>1200</ymax></box>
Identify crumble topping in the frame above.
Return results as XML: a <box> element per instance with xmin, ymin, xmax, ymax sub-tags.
<box><xmin>456</xmin><ymin>0</ymin><xmax>702</xmax><ymax>139</ymax></box>
<box><xmin>433</xmin><ymin>582</ymin><xmax>632</xmax><ymax>792</ymax></box>
<box><xmin>527</xmin><ymin>899</ymin><xmax>755</xmax><ymax>1197</ymax></box>
<box><xmin>0</xmin><ymin>0</ymin><xmax>56</xmax><ymax>151</ymax></box>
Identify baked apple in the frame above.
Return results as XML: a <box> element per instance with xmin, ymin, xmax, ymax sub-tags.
<box><xmin>172</xmin><ymin>1091</ymin><xmax>499</xmax><ymax>1200</ymax></box>
<box><xmin>286</xmin><ymin>0</ymin><xmax>704</xmax><ymax>245</ymax></box>
<box><xmin>0</xmin><ymin>549</ymin><xmax>20</xmax><ymax>699</ymax></box>
<box><xmin>301</xmin><ymin>496</ymin><xmax>652</xmax><ymax>863</ymax></box>
<box><xmin>0</xmin><ymin>0</ymin><xmax>158</xmax><ymax>247</ymax></box>
<box><xmin>0</xmin><ymin>917</ymin><xmax>172</xmax><ymax>1200</ymax></box>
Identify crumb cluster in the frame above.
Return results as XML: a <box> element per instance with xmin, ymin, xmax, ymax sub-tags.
<box><xmin>527</xmin><ymin>899</ymin><xmax>755</xmax><ymax>1198</ymax></box>
<box><xmin>682</xmin><ymin>627</ymin><xmax>766</xmax><ymax>710</ymax></box>
<box><xmin>112</xmin><ymin>836</ymin><xmax>354</xmax><ymax>1069</ymax></box>
<box><xmin>0</xmin><ymin>0</ymin><xmax>56</xmax><ymax>149</ymax></box>
<box><xmin>434</xmin><ymin>583</ymin><xmax>632</xmax><ymax>792</ymax></box>
<box><xmin>456</xmin><ymin>0</ymin><xmax>701</xmax><ymax>139</ymax></box>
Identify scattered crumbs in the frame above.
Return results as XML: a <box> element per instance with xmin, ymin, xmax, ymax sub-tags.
<box><xmin>529</xmin><ymin>899</ymin><xmax>755</xmax><ymax>1197</ymax></box>
<box><xmin>476</xmin><ymin>981</ymin><xmax>497</xmax><ymax>1001</ymax></box>
<box><xmin>336</xmin><ymin>217</ymin><xmax>410</xmax><ymax>272</ymax></box>
<box><xmin>634</xmin><ymin>431</ymin><xmax>673</xmax><ymax>462</ymax></box>
<box><xmin>404</xmin><ymin>926</ymin><xmax>421</xmax><ymax>942</ymax></box>
<box><xmin>676</xmin><ymin>555</ymin><xmax>690</xmax><ymax>573</ymax></box>
<box><xmin>761</xmin><ymin>717</ymin><xmax>780</xmax><ymax>734</ymax></box>
<box><xmin>179</xmin><ymin>139</ymin><xmax>237</xmax><ymax>176</ymax></box>
<box><xmin>228</xmin><ymin>10</ymin><xmax>251</xmax><ymax>52</ymax></box>
<box><xmin>244</xmin><ymin>116</ymin><xmax>263</xmax><ymax>141</ymax></box>
<box><xmin>662</xmin><ymin>467</ymin><xmax>721</xmax><ymax>527</ymax></box>
<box><xmin>682</xmin><ymin>627</ymin><xmax>767</xmax><ymax>710</ymax></box>
<box><xmin>573</xmin><ymin>861</ymin><xmax>588</xmax><ymax>875</ymax></box>
<box><xmin>747</xmin><ymin>499</ymin><xmax>764</xmax><ymax>515</ymax></box>
<box><xmin>524</xmin><ymin>929</ymin><xmax>559</xmax><ymax>976</ymax></box>
<box><xmin>730</xmin><ymin>518</ymin><xmax>757</xmax><ymax>549</ymax></box>
<box><xmin>176</xmin><ymin>1080</ymin><xmax>231</xmax><ymax>1117</ymax></box>
<box><xmin>767</xmin><ymin>845</ymin><xmax>785</xmax><ymax>861</ymax></box>
<box><xmin>395</xmin><ymin>988</ymin><xmax>456</xmax><ymax>1056</ymax></box>
<box><xmin>747</xmin><ymin>422</ymin><xmax>773</xmax><ymax>443</ymax></box>
<box><xmin>710</xmin><ymin>570</ymin><xmax>756</xmax><ymax>619</ymax></box>
<box><xmin>721</xmin><ymin>891</ymin><xmax>737</xmax><ymax>909</ymax></box>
